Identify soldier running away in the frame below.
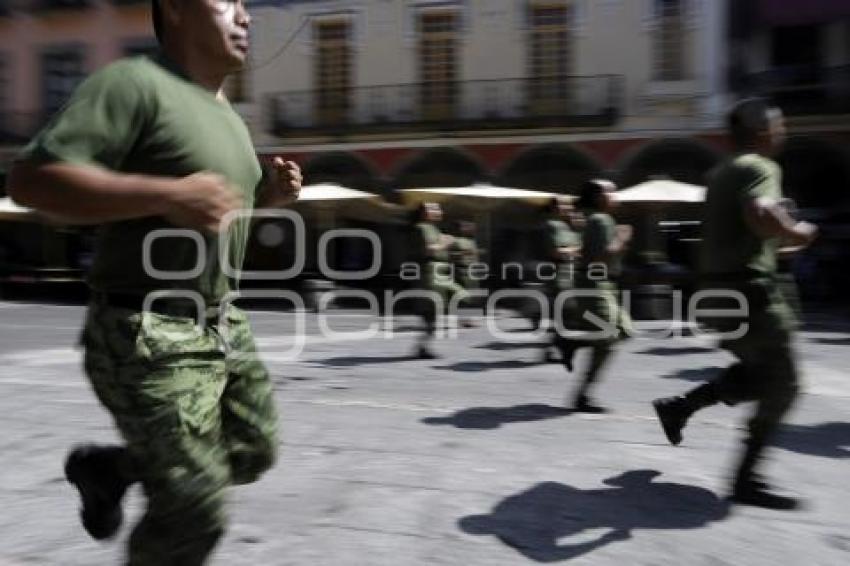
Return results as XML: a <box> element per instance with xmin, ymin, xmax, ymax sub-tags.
<box><xmin>7</xmin><ymin>0</ymin><xmax>302</xmax><ymax>562</ymax></box>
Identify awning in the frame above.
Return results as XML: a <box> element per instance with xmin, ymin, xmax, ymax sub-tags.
<box><xmin>0</xmin><ymin>197</ymin><xmax>35</xmax><ymax>222</ymax></box>
<box><xmin>759</xmin><ymin>0</ymin><xmax>850</xmax><ymax>26</ymax></box>
<box><xmin>614</xmin><ymin>180</ymin><xmax>706</xmax><ymax>205</ymax></box>
<box><xmin>400</xmin><ymin>184</ymin><xmax>561</xmax><ymax>208</ymax></box>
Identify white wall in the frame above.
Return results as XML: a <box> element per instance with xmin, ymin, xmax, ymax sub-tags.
<box><xmin>246</xmin><ymin>0</ymin><xmax>727</xmax><ymax>144</ymax></box>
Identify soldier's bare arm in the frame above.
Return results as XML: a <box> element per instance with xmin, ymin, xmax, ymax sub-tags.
<box><xmin>743</xmin><ymin>197</ymin><xmax>817</xmax><ymax>248</ymax></box>
<box><xmin>8</xmin><ymin>161</ymin><xmax>242</xmax><ymax>234</ymax></box>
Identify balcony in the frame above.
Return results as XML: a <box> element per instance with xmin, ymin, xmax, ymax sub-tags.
<box><xmin>268</xmin><ymin>75</ymin><xmax>623</xmax><ymax>138</ymax></box>
<box><xmin>748</xmin><ymin>65</ymin><xmax>850</xmax><ymax>116</ymax></box>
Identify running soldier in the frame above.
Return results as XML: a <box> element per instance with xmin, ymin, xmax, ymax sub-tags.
<box><xmin>652</xmin><ymin>99</ymin><xmax>817</xmax><ymax>509</ymax></box>
<box><xmin>538</xmin><ymin>196</ymin><xmax>582</xmax><ymax>363</ymax></box>
<box><xmin>8</xmin><ymin>0</ymin><xmax>302</xmax><ymax>562</ymax></box>
<box><xmin>411</xmin><ymin>202</ymin><xmax>468</xmax><ymax>359</ymax></box>
<box><xmin>555</xmin><ymin>180</ymin><xmax>633</xmax><ymax>413</ymax></box>
<box><xmin>448</xmin><ymin>219</ymin><xmax>482</xmax><ymax>328</ymax></box>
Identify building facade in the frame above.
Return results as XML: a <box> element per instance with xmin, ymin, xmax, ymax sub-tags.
<box><xmin>244</xmin><ymin>0</ymin><xmax>731</xmax><ymax>195</ymax></box>
<box><xmin>1</xmin><ymin>0</ymin><xmax>849</xmax><ymax>297</ymax></box>
<box><xmin>0</xmin><ymin>0</ymin><xmax>158</xmax><ymax>152</ymax></box>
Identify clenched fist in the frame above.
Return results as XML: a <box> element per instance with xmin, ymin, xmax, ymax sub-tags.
<box><xmin>164</xmin><ymin>172</ymin><xmax>244</xmax><ymax>234</ymax></box>
<box><xmin>258</xmin><ymin>157</ymin><xmax>302</xmax><ymax>209</ymax></box>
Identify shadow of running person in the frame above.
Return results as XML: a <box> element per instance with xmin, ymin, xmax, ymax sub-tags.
<box><xmin>660</xmin><ymin>366</ymin><xmax>723</xmax><ymax>382</ymax></box>
<box><xmin>433</xmin><ymin>359</ymin><xmax>542</xmax><ymax>372</ymax></box>
<box><xmin>810</xmin><ymin>336</ymin><xmax>850</xmax><ymax>346</ymax></box>
<box><xmin>459</xmin><ymin>470</ymin><xmax>729</xmax><ymax>562</ymax></box>
<box><xmin>422</xmin><ymin>404</ymin><xmax>571</xmax><ymax>430</ymax></box>
<box><xmin>475</xmin><ymin>341</ymin><xmax>549</xmax><ymax>352</ymax></box>
<box><xmin>636</xmin><ymin>346</ymin><xmax>715</xmax><ymax>356</ymax></box>
<box><xmin>311</xmin><ymin>354</ymin><xmax>421</xmax><ymax>368</ymax></box>
<box><xmin>773</xmin><ymin>422</ymin><xmax>850</xmax><ymax>459</ymax></box>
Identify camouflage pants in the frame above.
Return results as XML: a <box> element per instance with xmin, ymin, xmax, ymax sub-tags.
<box><xmin>420</xmin><ymin>262</ymin><xmax>469</xmax><ymax>336</ymax></box>
<box><xmin>81</xmin><ymin>301</ymin><xmax>278</xmax><ymax>566</ymax></box>
<box><xmin>708</xmin><ymin>282</ymin><xmax>800</xmax><ymax>448</ymax></box>
<box><xmin>564</xmin><ymin>280</ymin><xmax>633</xmax><ymax>397</ymax></box>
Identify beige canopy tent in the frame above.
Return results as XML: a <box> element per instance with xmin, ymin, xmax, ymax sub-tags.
<box><xmin>399</xmin><ymin>183</ymin><xmax>561</xmax><ymax>209</ymax></box>
<box><xmin>613</xmin><ymin>179</ymin><xmax>707</xmax><ymax>205</ymax></box>
<box><xmin>290</xmin><ymin>183</ymin><xmax>396</xmax><ymax>223</ymax></box>
<box><xmin>296</xmin><ymin>183</ymin><xmax>382</xmax><ymax>203</ymax></box>
<box><xmin>614</xmin><ymin>179</ymin><xmax>707</xmax><ymax>265</ymax></box>
<box><xmin>0</xmin><ymin>197</ymin><xmax>36</xmax><ymax>222</ymax></box>
<box><xmin>399</xmin><ymin>184</ymin><xmax>565</xmax><ymax>262</ymax></box>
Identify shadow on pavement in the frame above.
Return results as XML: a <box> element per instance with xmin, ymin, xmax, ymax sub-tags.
<box><xmin>636</xmin><ymin>346</ymin><xmax>715</xmax><ymax>356</ymax></box>
<box><xmin>422</xmin><ymin>404</ymin><xmax>571</xmax><ymax>430</ymax></box>
<box><xmin>774</xmin><ymin>422</ymin><xmax>850</xmax><ymax>459</ymax></box>
<box><xmin>459</xmin><ymin>470</ymin><xmax>729</xmax><ymax>562</ymax></box>
<box><xmin>311</xmin><ymin>354</ymin><xmax>421</xmax><ymax>367</ymax></box>
<box><xmin>660</xmin><ymin>366</ymin><xmax>723</xmax><ymax>382</ymax></box>
<box><xmin>475</xmin><ymin>341</ymin><xmax>547</xmax><ymax>352</ymax></box>
<box><xmin>809</xmin><ymin>337</ymin><xmax>850</xmax><ymax>346</ymax></box>
<box><xmin>433</xmin><ymin>359</ymin><xmax>543</xmax><ymax>372</ymax></box>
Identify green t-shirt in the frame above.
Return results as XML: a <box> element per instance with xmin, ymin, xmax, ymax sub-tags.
<box><xmin>545</xmin><ymin>218</ymin><xmax>579</xmax><ymax>262</ymax></box>
<box><xmin>581</xmin><ymin>212</ymin><xmax>620</xmax><ymax>277</ymax></box>
<box><xmin>19</xmin><ymin>54</ymin><xmax>263</xmax><ymax>302</ymax></box>
<box><xmin>700</xmin><ymin>154</ymin><xmax>783</xmax><ymax>279</ymax></box>
<box><xmin>448</xmin><ymin>236</ymin><xmax>478</xmax><ymax>266</ymax></box>
<box><xmin>415</xmin><ymin>222</ymin><xmax>447</xmax><ymax>262</ymax></box>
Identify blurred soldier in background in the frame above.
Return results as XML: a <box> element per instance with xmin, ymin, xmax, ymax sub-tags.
<box><xmin>652</xmin><ymin>99</ymin><xmax>818</xmax><ymax>510</ymax></box>
<box><xmin>7</xmin><ymin>0</ymin><xmax>302</xmax><ymax>563</ymax></box>
<box><xmin>449</xmin><ymin>219</ymin><xmax>482</xmax><ymax>328</ymax></box>
<box><xmin>412</xmin><ymin>202</ymin><xmax>468</xmax><ymax>359</ymax></box>
<box><xmin>538</xmin><ymin>196</ymin><xmax>582</xmax><ymax>363</ymax></box>
<box><xmin>555</xmin><ymin>180</ymin><xmax>633</xmax><ymax>413</ymax></box>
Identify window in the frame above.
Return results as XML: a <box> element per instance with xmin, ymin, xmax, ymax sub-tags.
<box><xmin>418</xmin><ymin>9</ymin><xmax>459</xmax><ymax>121</ymax></box>
<box><xmin>314</xmin><ymin>19</ymin><xmax>352</xmax><ymax>125</ymax></box>
<box><xmin>528</xmin><ymin>2</ymin><xmax>573</xmax><ymax>115</ymax></box>
<box><xmin>653</xmin><ymin>0</ymin><xmax>688</xmax><ymax>81</ymax></box>
<box><xmin>41</xmin><ymin>46</ymin><xmax>86</xmax><ymax>119</ymax></box>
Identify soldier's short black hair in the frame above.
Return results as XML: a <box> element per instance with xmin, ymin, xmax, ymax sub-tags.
<box><xmin>577</xmin><ymin>179</ymin><xmax>612</xmax><ymax>211</ymax></box>
<box><xmin>728</xmin><ymin>98</ymin><xmax>782</xmax><ymax>147</ymax></box>
<box><xmin>152</xmin><ymin>0</ymin><xmax>164</xmax><ymax>45</ymax></box>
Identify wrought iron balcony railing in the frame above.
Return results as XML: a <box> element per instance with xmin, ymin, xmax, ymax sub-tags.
<box><xmin>268</xmin><ymin>75</ymin><xmax>623</xmax><ymax>137</ymax></box>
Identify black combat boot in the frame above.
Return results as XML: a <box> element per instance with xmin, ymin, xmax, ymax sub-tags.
<box><xmin>573</xmin><ymin>394</ymin><xmax>609</xmax><ymax>414</ymax></box>
<box><xmin>64</xmin><ymin>444</ymin><xmax>134</xmax><ymax>540</ymax></box>
<box><xmin>553</xmin><ymin>336</ymin><xmax>584</xmax><ymax>372</ymax></box>
<box><xmin>653</xmin><ymin>381</ymin><xmax>720</xmax><ymax>446</ymax></box>
<box><xmin>730</xmin><ymin>441</ymin><xmax>802</xmax><ymax>511</ymax></box>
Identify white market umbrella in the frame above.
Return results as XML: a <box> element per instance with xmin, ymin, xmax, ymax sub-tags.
<box><xmin>0</xmin><ymin>197</ymin><xmax>35</xmax><ymax>221</ymax></box>
<box><xmin>400</xmin><ymin>184</ymin><xmax>565</xmax><ymax>265</ymax></box>
<box><xmin>614</xmin><ymin>179</ymin><xmax>706</xmax><ymax>205</ymax></box>
<box><xmin>614</xmin><ymin>180</ymin><xmax>706</xmax><ymax>265</ymax></box>
<box><xmin>297</xmin><ymin>183</ymin><xmax>382</xmax><ymax>203</ymax></box>
<box><xmin>400</xmin><ymin>183</ymin><xmax>561</xmax><ymax>209</ymax></box>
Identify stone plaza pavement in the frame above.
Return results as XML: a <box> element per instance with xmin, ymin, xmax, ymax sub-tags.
<box><xmin>0</xmin><ymin>301</ymin><xmax>847</xmax><ymax>565</ymax></box>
